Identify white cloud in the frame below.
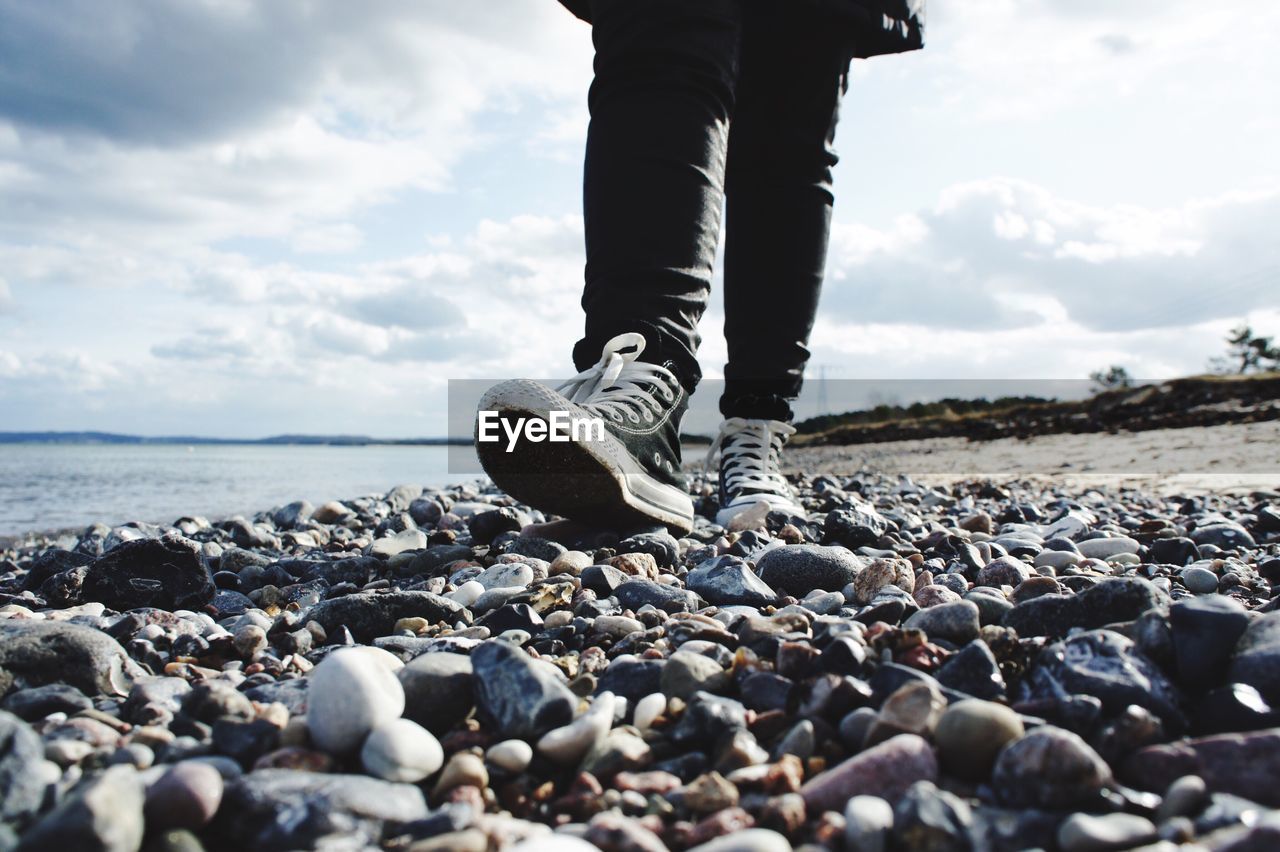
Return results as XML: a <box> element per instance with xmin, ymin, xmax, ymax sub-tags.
<box><xmin>4</xmin><ymin>179</ymin><xmax>1278</xmax><ymax>436</ymax></box>
<box><xmin>0</xmin><ymin>1</ymin><xmax>592</xmax><ymax>250</ymax></box>
<box><xmin>917</xmin><ymin>0</ymin><xmax>1280</xmax><ymax>123</ymax></box>
<box><xmin>822</xmin><ymin>179</ymin><xmax>1280</xmax><ymax>332</ymax></box>
<box><xmin>290</xmin><ymin>223</ymin><xmax>364</xmax><ymax>255</ymax></box>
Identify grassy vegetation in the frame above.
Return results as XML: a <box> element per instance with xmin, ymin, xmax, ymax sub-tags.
<box><xmin>790</xmin><ymin>371</ymin><xmax>1280</xmax><ymax>447</ymax></box>
<box><xmin>793</xmin><ymin>396</ymin><xmax>1055</xmax><ymax>435</ymax></box>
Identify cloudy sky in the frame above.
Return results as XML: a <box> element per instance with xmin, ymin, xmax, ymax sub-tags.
<box><xmin>1</xmin><ymin>0</ymin><xmax>1277</xmax><ymax>438</ymax></box>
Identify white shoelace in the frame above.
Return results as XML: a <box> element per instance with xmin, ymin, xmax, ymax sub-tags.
<box><xmin>555</xmin><ymin>332</ymin><xmax>678</xmax><ymax>426</ymax></box>
<box><xmin>705</xmin><ymin>417</ymin><xmax>798</xmax><ymax>499</ymax></box>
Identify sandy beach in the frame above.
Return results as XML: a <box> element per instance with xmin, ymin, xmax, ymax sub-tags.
<box><xmin>784</xmin><ymin>420</ymin><xmax>1280</xmax><ymax>495</ymax></box>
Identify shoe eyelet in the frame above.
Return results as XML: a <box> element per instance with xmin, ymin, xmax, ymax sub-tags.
<box><xmin>627</xmin><ymin>413</ymin><xmax>640</xmax><ymax>424</ymax></box>
<box><xmin>653</xmin><ymin>451</ymin><xmax>662</xmax><ymax>466</ymax></box>
<box><xmin>609</xmin><ymin>411</ymin><xmax>623</xmax><ymax>422</ymax></box>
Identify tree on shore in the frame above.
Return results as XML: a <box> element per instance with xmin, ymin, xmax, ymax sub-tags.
<box><xmin>1089</xmin><ymin>365</ymin><xmax>1133</xmax><ymax>394</ymax></box>
<box><xmin>1209</xmin><ymin>324</ymin><xmax>1280</xmax><ymax>374</ymax></box>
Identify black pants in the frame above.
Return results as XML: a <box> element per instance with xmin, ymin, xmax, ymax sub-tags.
<box><xmin>571</xmin><ymin>0</ymin><xmax>853</xmax><ymax>422</ymax></box>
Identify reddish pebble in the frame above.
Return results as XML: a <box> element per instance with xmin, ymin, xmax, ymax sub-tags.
<box><xmin>143</xmin><ymin>761</ymin><xmax>224</xmax><ymax>829</ymax></box>
<box><xmin>800</xmin><ymin>733</ymin><xmax>938</xmax><ymax>813</ymax></box>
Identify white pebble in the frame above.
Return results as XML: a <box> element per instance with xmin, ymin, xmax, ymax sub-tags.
<box><xmin>537</xmin><ymin>692</ymin><xmax>616</xmax><ymax>766</ymax></box>
<box><xmin>360</xmin><ymin>717</ymin><xmax>443</xmax><ymax>783</ymax></box>
<box><xmin>633</xmin><ymin>693</ymin><xmax>667</xmax><ymax>732</ymax></box>
<box><xmin>594</xmin><ymin>615</ymin><xmax>643</xmax><ymax>638</ymax></box>
<box><xmin>473</xmin><ymin>586</ymin><xmax>525</xmax><ymax>612</ymax></box>
<box><xmin>1033</xmin><ymin>550</ymin><xmax>1080</xmax><ymax>570</ymax></box>
<box><xmin>687</xmin><ymin>828</ymin><xmax>793</xmax><ymax>852</ymax></box>
<box><xmin>306</xmin><ymin>648</ymin><xmax>405</xmax><ymax>754</ymax></box>
<box><xmin>544</xmin><ymin>610</ymin><xmax>574</xmax><ymax>629</ymax></box>
<box><xmin>1076</xmin><ymin>536</ymin><xmax>1139</xmax><ymax>559</ymax></box>
<box><xmin>845</xmin><ymin>795</ymin><xmax>894</xmax><ymax>852</ymax></box>
<box><xmin>344</xmin><ymin>645</ymin><xmax>404</xmax><ymax>673</ymax></box>
<box><xmin>448</xmin><ymin>580</ymin><xmax>485</xmax><ymax>607</ymax></box>
<box><xmin>476</xmin><ymin>562</ymin><xmax>534</xmax><ymax>591</ymax></box>
<box><xmin>487</xmin><ymin>739</ymin><xmax>534</xmax><ymax>773</ymax></box>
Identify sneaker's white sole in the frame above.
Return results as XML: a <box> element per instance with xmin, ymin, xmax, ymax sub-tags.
<box><xmin>715</xmin><ymin>496</ymin><xmax>806</xmax><ymax>528</ymax></box>
<box><xmin>475</xmin><ymin>380</ymin><xmax>695</xmax><ymax>534</ymax></box>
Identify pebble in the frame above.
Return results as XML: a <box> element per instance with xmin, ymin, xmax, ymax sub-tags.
<box><xmin>976</xmin><ymin>555</ymin><xmax>1032</xmax><ymax>587</ymax></box>
<box><xmin>360</xmin><ymin>717</ymin><xmax>443</xmax><ymax>782</ymax></box>
<box><xmin>216</xmin><ymin>768</ymin><xmax>427</xmax><ymax>847</ymax></box>
<box><xmin>549</xmin><ymin>550</ymin><xmax>592</xmax><ymax>575</ymax></box>
<box><xmin>608</xmin><ymin>552</ymin><xmax>660</xmax><ymax>580</ymax></box>
<box><xmin>1170</xmin><ymin>595</ymin><xmax>1250</xmax><ymax>692</ymax></box>
<box><xmin>800</xmin><ymin>734</ymin><xmax>937</xmax><ymax>812</ymax></box>
<box><xmin>852</xmin><ymin>557</ymin><xmax>916</xmax><ymax>604</ymax></box>
<box><xmin>1057</xmin><ymin>813</ymin><xmax>1157</xmax><ymax>852</ymax></box>
<box><xmin>687</xmin><ymin>556</ymin><xmax>779</xmax><ymax>606</ymax></box>
<box><xmin>633</xmin><ymin>693</ymin><xmax>667</xmax><ymax>732</ymax></box>
<box><xmin>538</xmin><ymin>692</ymin><xmax>616</xmax><ymax>766</ymax></box>
<box><xmin>1228</xmin><ymin>611</ymin><xmax>1280</xmax><ymax>702</ymax></box>
<box><xmin>902</xmin><ymin>600</ymin><xmax>980</xmax><ymax>643</ymax></box>
<box><xmin>232</xmin><ymin>624</ymin><xmax>267</xmax><ymax>658</ymax></box>
<box><xmin>993</xmin><ymin>727</ymin><xmax>1111</xmax><ymax>808</ymax></box>
<box><xmin>397</xmin><ymin>652</ymin><xmax>474</xmax><ymax>735</ymax></box>
<box><xmin>845</xmin><ymin>794</ymin><xmax>894</xmax><ymax>852</ymax></box>
<box><xmin>1120</xmin><ymin>728</ymin><xmax>1280</xmax><ymax>807</ymax></box>
<box><xmin>432</xmin><ymin>752</ymin><xmax>489</xmax><ymax>797</ymax></box>
<box><xmin>935</xmin><ymin>639</ymin><xmax>1006</xmax><ymax>700</ymax></box>
<box><xmin>1034</xmin><ymin>549</ymin><xmax>1081</xmax><ymax>570</ymax></box>
<box><xmin>1180</xmin><ymin>565</ymin><xmax>1219</xmax><ymax>594</ymax></box>
<box><xmin>476</xmin><ymin>562</ymin><xmax>534</xmax><ymax>591</ymax></box>
<box><xmin>868</xmin><ymin>680</ymin><xmax>946</xmax><ymax>744</ymax></box>
<box><xmin>661</xmin><ymin>652</ymin><xmax>729</xmax><ymax>700</ymax></box>
<box><xmin>370</xmin><ymin>528</ymin><xmax>427</xmax><ymax>558</ymax></box>
<box><xmin>1003</xmin><ymin>576</ymin><xmax>1169</xmax><ymax>639</ymax></box>
<box><xmin>510</xmin><ymin>837</ymin><xmax>608</xmax><ymax>852</ymax></box>
<box><xmin>892</xmin><ymin>780</ymin><xmax>973</xmax><ymax>850</ymax></box>
<box><xmin>934</xmin><ymin>699</ymin><xmax>1024</xmax><ymax>780</ymax></box>
<box><xmin>18</xmin><ymin>764</ymin><xmax>145</xmax><ymax>851</ymax></box>
<box><xmin>0</xmin><ymin>620</ymin><xmax>143</xmax><ymax>697</ymax></box>
<box><xmin>0</xmin><ymin>711</ymin><xmax>48</xmax><ymax>824</ymax></box>
<box><xmin>471</xmin><ymin>640</ymin><xmax>576</xmax><ymax>739</ymax></box>
<box><xmin>686</xmin><ymin>828</ymin><xmax>793</xmax><ymax>852</ymax></box>
<box><xmin>486</xmin><ymin>739</ymin><xmax>534</xmax><ymax>773</ymax></box>
<box><xmin>615</xmin><ymin>579</ymin><xmax>700</xmax><ymax>613</ymax></box>
<box><xmin>448</xmin><ymin>580</ymin><xmax>485</xmax><ymax>607</ymax></box>
<box><xmin>1156</xmin><ymin>774</ymin><xmax>1208</xmax><ymax>822</ymax></box>
<box><xmin>144</xmin><ymin>761</ymin><xmax>224</xmax><ymax>830</ymax></box>
<box><xmin>756</xmin><ymin>545</ymin><xmax>865</xmax><ymax>594</ymax></box>
<box><xmin>1076</xmin><ymin>536</ymin><xmax>1140</xmax><ymax>560</ymax></box>
<box><xmin>5</xmin><ymin>456</ymin><xmax>1279</xmax><ymax>850</ymax></box>
<box><xmin>306</xmin><ymin>647</ymin><xmax>405</xmax><ymax>754</ymax></box>
<box><xmin>594</xmin><ymin>615</ymin><xmax>644</xmax><ymax>638</ymax></box>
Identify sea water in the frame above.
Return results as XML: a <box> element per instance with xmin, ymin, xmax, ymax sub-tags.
<box><xmin>0</xmin><ymin>443</ymin><xmax>475</xmax><ymax>537</ymax></box>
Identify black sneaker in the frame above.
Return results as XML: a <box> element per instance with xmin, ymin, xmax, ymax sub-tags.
<box><xmin>475</xmin><ymin>333</ymin><xmax>694</xmax><ymax>533</ymax></box>
<box><xmin>706</xmin><ymin>417</ymin><xmax>805</xmax><ymax>526</ymax></box>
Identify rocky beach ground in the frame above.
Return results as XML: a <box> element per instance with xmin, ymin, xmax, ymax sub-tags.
<box><xmin>2</xmin><ymin>426</ymin><xmax>1279</xmax><ymax>852</ymax></box>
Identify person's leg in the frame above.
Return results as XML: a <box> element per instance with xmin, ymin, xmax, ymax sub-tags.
<box><xmin>477</xmin><ymin>0</ymin><xmax>745</xmax><ymax>534</ymax></box>
<box><xmin>573</xmin><ymin>0</ymin><xmax>744</xmax><ymax>395</ymax></box>
<box><xmin>719</xmin><ymin>0</ymin><xmax>854</xmax><ymax>421</ymax></box>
